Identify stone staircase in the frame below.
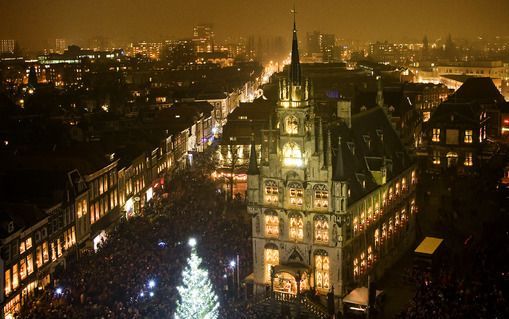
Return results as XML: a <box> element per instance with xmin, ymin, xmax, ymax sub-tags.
<box><xmin>251</xmin><ymin>292</ymin><xmax>330</xmax><ymax>319</ymax></box>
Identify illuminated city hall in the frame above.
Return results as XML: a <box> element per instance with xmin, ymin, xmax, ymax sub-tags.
<box><xmin>246</xmin><ymin>18</ymin><xmax>418</xmax><ymax>301</ymax></box>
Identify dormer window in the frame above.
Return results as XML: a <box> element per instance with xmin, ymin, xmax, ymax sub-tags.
<box><xmin>347</xmin><ymin>142</ymin><xmax>355</xmax><ymax>155</ymax></box>
<box><xmin>363</xmin><ymin>135</ymin><xmax>371</xmax><ymax>149</ymax></box>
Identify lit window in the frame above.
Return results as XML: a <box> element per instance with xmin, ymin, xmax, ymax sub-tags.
<box><xmin>315</xmin><ymin>254</ymin><xmax>330</xmax><ymax>290</ymax></box>
<box><xmin>288</xmin><ymin>183</ymin><xmax>304</xmax><ymax>207</ymax></box>
<box><xmin>402</xmin><ymin>178</ymin><xmax>407</xmax><ymax>192</ymax></box>
<box><xmin>388</xmin><ymin>218</ymin><xmax>394</xmax><ymax>238</ymax></box>
<box><xmin>283</xmin><ymin>142</ymin><xmax>303</xmax><ymax>167</ymax></box>
<box><xmin>367</xmin><ymin>246</ymin><xmax>374</xmax><ymax>268</ymax></box>
<box><xmin>395</xmin><ymin>182</ymin><xmax>400</xmax><ymax>196</ymax></box>
<box><xmin>388</xmin><ymin>187</ymin><xmax>393</xmax><ymax>201</ymax></box>
<box><xmin>27</xmin><ymin>254</ymin><xmax>33</xmax><ymax>275</ymax></box>
<box><xmin>464</xmin><ymin>152</ymin><xmax>473</xmax><ymax>167</ymax></box>
<box><xmin>36</xmin><ymin>246</ymin><xmax>43</xmax><ymax>268</ymax></box>
<box><xmin>42</xmin><ymin>242</ymin><xmax>49</xmax><ymax>263</ymax></box>
<box><xmin>433</xmin><ymin>151</ymin><xmax>441</xmax><ymax>165</ymax></box>
<box><xmin>289</xmin><ymin>214</ymin><xmax>304</xmax><ymax>241</ymax></box>
<box><xmin>264</xmin><ymin>180</ymin><xmax>279</xmax><ymax>204</ymax></box>
<box><xmin>395</xmin><ymin>212</ymin><xmax>400</xmax><ymax>230</ymax></box>
<box><xmin>313</xmin><ymin>184</ymin><xmax>328</xmax><ymax>209</ymax></box>
<box><xmin>285</xmin><ymin>115</ymin><xmax>299</xmax><ymax>134</ymax></box>
<box><xmin>353</xmin><ymin>258</ymin><xmax>359</xmax><ymax>278</ymax></box>
<box><xmin>19</xmin><ymin>241</ymin><xmax>26</xmax><ymax>255</ymax></box>
<box><xmin>432</xmin><ymin>128</ymin><xmax>440</xmax><ymax>142</ymax></box>
<box><xmin>314</xmin><ymin>218</ymin><xmax>329</xmax><ymax>243</ymax></box>
<box><xmin>381</xmin><ymin>223</ymin><xmax>387</xmax><ymax>245</ymax></box>
<box><xmin>360</xmin><ymin>252</ymin><xmax>366</xmax><ymax>274</ymax></box>
<box><xmin>374</xmin><ymin>229</ymin><xmax>380</xmax><ymax>248</ymax></box>
<box><xmin>12</xmin><ymin>264</ymin><xmax>18</xmax><ymax>289</ymax></box>
<box><xmin>25</xmin><ymin>238</ymin><xmax>32</xmax><ymax>250</ymax></box>
<box><xmin>464</xmin><ymin>130</ymin><xmax>473</xmax><ymax>143</ymax></box>
<box><xmin>20</xmin><ymin>259</ymin><xmax>27</xmax><ymax>280</ymax></box>
<box><xmin>4</xmin><ymin>269</ymin><xmax>11</xmax><ymax>296</ymax></box>
<box><xmin>353</xmin><ymin>217</ymin><xmax>359</xmax><ymax>234</ymax></box>
<box><xmin>264</xmin><ymin>246</ymin><xmax>279</xmax><ymax>283</ymax></box>
<box><xmin>265</xmin><ymin>213</ymin><xmax>279</xmax><ymax>238</ymax></box>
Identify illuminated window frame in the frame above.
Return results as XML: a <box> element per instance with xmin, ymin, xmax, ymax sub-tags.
<box><xmin>464</xmin><ymin>130</ymin><xmax>473</xmax><ymax>144</ymax></box>
<box><xmin>265</xmin><ymin>212</ymin><xmax>279</xmax><ymax>238</ymax></box>
<box><xmin>288</xmin><ymin>182</ymin><xmax>304</xmax><ymax>207</ymax></box>
<box><xmin>264</xmin><ymin>245</ymin><xmax>279</xmax><ymax>283</ymax></box>
<box><xmin>314</xmin><ymin>217</ymin><xmax>329</xmax><ymax>244</ymax></box>
<box><xmin>264</xmin><ymin>180</ymin><xmax>279</xmax><ymax>204</ymax></box>
<box><xmin>315</xmin><ymin>252</ymin><xmax>330</xmax><ymax>290</ymax></box>
<box><xmin>289</xmin><ymin>213</ymin><xmax>304</xmax><ymax>241</ymax></box>
<box><xmin>464</xmin><ymin>152</ymin><xmax>473</xmax><ymax>167</ymax></box>
<box><xmin>432</xmin><ymin>128</ymin><xmax>440</xmax><ymax>142</ymax></box>
<box><xmin>313</xmin><ymin>184</ymin><xmax>328</xmax><ymax>209</ymax></box>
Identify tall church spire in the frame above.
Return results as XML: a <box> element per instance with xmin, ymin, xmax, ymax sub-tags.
<box><xmin>290</xmin><ymin>6</ymin><xmax>301</xmax><ymax>86</ymax></box>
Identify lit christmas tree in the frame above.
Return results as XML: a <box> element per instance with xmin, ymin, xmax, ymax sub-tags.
<box><xmin>175</xmin><ymin>238</ymin><xmax>220</xmax><ymax>319</ymax></box>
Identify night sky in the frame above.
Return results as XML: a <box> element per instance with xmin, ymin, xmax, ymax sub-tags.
<box><xmin>1</xmin><ymin>0</ymin><xmax>509</xmax><ymax>49</ymax></box>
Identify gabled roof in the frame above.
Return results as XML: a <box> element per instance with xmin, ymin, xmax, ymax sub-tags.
<box><xmin>451</xmin><ymin>77</ymin><xmax>505</xmax><ymax>103</ymax></box>
<box><xmin>330</xmin><ymin>107</ymin><xmax>412</xmax><ymax>202</ymax></box>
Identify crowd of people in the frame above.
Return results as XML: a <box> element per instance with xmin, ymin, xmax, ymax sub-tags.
<box><xmin>19</xmin><ymin>153</ymin><xmax>254</xmax><ymax>318</ymax></box>
<box><xmin>393</xmin><ymin>152</ymin><xmax>509</xmax><ymax>319</ymax></box>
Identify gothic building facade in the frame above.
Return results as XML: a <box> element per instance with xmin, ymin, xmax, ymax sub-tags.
<box><xmin>247</xmin><ymin>20</ymin><xmax>418</xmax><ymax>301</ymax></box>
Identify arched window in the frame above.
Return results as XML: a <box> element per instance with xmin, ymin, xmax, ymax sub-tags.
<box><xmin>388</xmin><ymin>218</ymin><xmax>394</xmax><ymax>238</ymax></box>
<box><xmin>283</xmin><ymin>142</ymin><xmax>303</xmax><ymax>167</ymax></box>
<box><xmin>314</xmin><ymin>251</ymin><xmax>330</xmax><ymax>290</ymax></box>
<box><xmin>353</xmin><ymin>258</ymin><xmax>359</xmax><ymax>278</ymax></box>
<box><xmin>374</xmin><ymin>228</ymin><xmax>380</xmax><ymax>248</ymax></box>
<box><xmin>381</xmin><ymin>223</ymin><xmax>387</xmax><ymax>245</ymax></box>
<box><xmin>314</xmin><ymin>216</ymin><xmax>329</xmax><ymax>243</ymax></box>
<box><xmin>313</xmin><ymin>184</ymin><xmax>328</xmax><ymax>209</ymax></box>
<box><xmin>285</xmin><ymin>115</ymin><xmax>299</xmax><ymax>134</ymax></box>
<box><xmin>288</xmin><ymin>182</ymin><xmax>304</xmax><ymax>207</ymax></box>
<box><xmin>264</xmin><ymin>180</ymin><xmax>279</xmax><ymax>204</ymax></box>
<box><xmin>289</xmin><ymin>212</ymin><xmax>304</xmax><ymax>241</ymax></box>
<box><xmin>265</xmin><ymin>211</ymin><xmax>279</xmax><ymax>238</ymax></box>
<box><xmin>264</xmin><ymin>244</ymin><xmax>279</xmax><ymax>283</ymax></box>
<box><xmin>367</xmin><ymin>246</ymin><xmax>374</xmax><ymax>268</ymax></box>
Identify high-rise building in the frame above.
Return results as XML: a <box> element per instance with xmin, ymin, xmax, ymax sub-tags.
<box><xmin>247</xmin><ymin>18</ymin><xmax>417</xmax><ymax>304</ymax></box>
<box><xmin>306</xmin><ymin>31</ymin><xmax>321</xmax><ymax>55</ymax></box>
<box><xmin>193</xmin><ymin>24</ymin><xmax>214</xmax><ymax>53</ymax></box>
<box><xmin>0</xmin><ymin>40</ymin><xmax>15</xmax><ymax>54</ymax></box>
<box><xmin>55</xmin><ymin>38</ymin><xmax>67</xmax><ymax>53</ymax></box>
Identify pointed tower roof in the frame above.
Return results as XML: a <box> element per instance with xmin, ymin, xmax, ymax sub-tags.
<box><xmin>248</xmin><ymin>134</ymin><xmax>259</xmax><ymax>175</ymax></box>
<box><xmin>333</xmin><ymin>136</ymin><xmax>345</xmax><ymax>181</ymax></box>
<box><xmin>289</xmin><ymin>7</ymin><xmax>301</xmax><ymax>86</ymax></box>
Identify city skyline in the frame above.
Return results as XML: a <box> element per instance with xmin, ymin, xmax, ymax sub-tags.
<box><xmin>1</xmin><ymin>0</ymin><xmax>509</xmax><ymax>49</ymax></box>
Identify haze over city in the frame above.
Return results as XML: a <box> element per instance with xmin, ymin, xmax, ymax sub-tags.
<box><xmin>2</xmin><ymin>0</ymin><xmax>509</xmax><ymax>49</ymax></box>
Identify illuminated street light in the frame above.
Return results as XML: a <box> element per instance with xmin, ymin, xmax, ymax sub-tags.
<box><xmin>148</xmin><ymin>279</ymin><xmax>156</xmax><ymax>289</ymax></box>
<box><xmin>188</xmin><ymin>237</ymin><xmax>197</xmax><ymax>247</ymax></box>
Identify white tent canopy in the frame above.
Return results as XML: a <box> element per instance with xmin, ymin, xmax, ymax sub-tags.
<box><xmin>343</xmin><ymin>287</ymin><xmax>383</xmax><ymax>306</ymax></box>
